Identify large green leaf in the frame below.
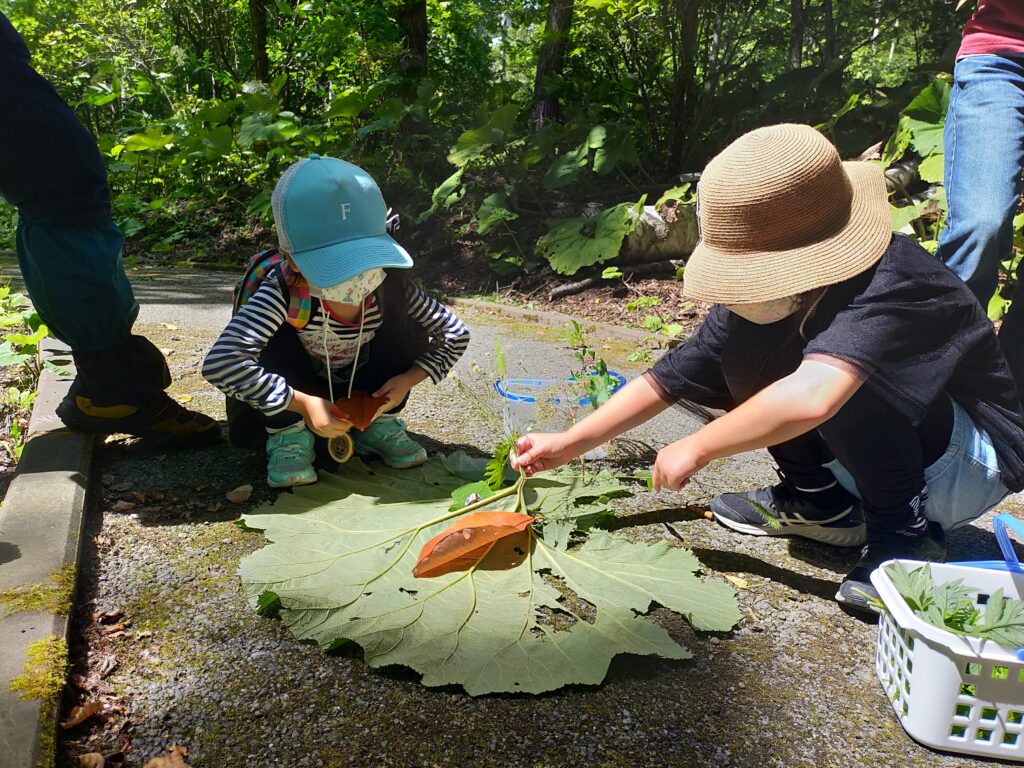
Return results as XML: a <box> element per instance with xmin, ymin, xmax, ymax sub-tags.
<box><xmin>240</xmin><ymin>455</ymin><xmax>740</xmax><ymax>695</ymax></box>
<box><xmin>536</xmin><ymin>201</ymin><xmax>642</xmax><ymax>276</ymax></box>
<box><xmin>902</xmin><ymin>78</ymin><xmax>950</xmax><ymax>158</ymax></box>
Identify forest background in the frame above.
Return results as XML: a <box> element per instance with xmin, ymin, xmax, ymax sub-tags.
<box><xmin>0</xmin><ymin>0</ymin><xmax>994</xmax><ymax>308</ymax></box>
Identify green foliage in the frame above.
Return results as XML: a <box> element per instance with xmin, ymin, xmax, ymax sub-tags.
<box><xmin>485</xmin><ymin>432</ymin><xmax>519</xmax><ymax>491</ymax></box>
<box><xmin>0</xmin><ymin>285</ymin><xmax>52</xmax><ymax>460</ymax></box>
<box><xmin>883</xmin><ymin>562</ymin><xmax>1024</xmax><ymax>648</ymax></box>
<box><xmin>240</xmin><ymin>455</ymin><xmax>741</xmax><ymax>694</ymax></box>
<box><xmin>564</xmin><ymin>320</ymin><xmax>619</xmax><ymax>410</ymax></box>
<box><xmin>1</xmin><ymin>0</ymin><xmax>968</xmax><ymax>287</ymax></box>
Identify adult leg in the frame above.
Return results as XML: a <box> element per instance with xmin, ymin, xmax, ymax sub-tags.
<box><xmin>1</xmin><ymin>46</ymin><xmax>217</xmax><ymax>445</ymax></box>
<box><xmin>935</xmin><ymin>55</ymin><xmax>1024</xmax><ymax>384</ymax></box>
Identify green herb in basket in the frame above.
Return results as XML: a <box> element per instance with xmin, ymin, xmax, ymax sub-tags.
<box><xmin>882</xmin><ymin>562</ymin><xmax>1024</xmax><ymax>647</ymax></box>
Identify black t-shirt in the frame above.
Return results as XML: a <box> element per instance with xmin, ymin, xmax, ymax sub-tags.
<box><xmin>649</xmin><ymin>234</ymin><xmax>1024</xmax><ymax>491</ymax></box>
<box><xmin>0</xmin><ymin>12</ymin><xmax>111</xmax><ymax>224</ymax></box>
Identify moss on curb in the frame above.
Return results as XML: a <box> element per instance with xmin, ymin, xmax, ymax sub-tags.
<box><xmin>0</xmin><ymin>564</ymin><xmax>76</xmax><ymax>620</ymax></box>
<box><xmin>11</xmin><ymin>635</ymin><xmax>68</xmax><ymax>768</ymax></box>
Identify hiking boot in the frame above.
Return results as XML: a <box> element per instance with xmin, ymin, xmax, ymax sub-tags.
<box><xmin>266</xmin><ymin>422</ymin><xmax>317</xmax><ymax>488</ymax></box>
<box><xmin>710</xmin><ymin>472</ymin><xmax>865</xmax><ymax>547</ymax></box>
<box><xmin>57</xmin><ymin>391</ymin><xmax>220</xmax><ymax>448</ymax></box>
<box><xmin>836</xmin><ymin>523</ymin><xmax>947</xmax><ymax>614</ymax></box>
<box><xmin>353</xmin><ymin>414</ymin><xmax>427</xmax><ymax>469</ymax></box>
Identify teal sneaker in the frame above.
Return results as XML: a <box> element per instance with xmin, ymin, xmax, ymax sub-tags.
<box><xmin>353</xmin><ymin>415</ymin><xmax>427</xmax><ymax>469</ymax></box>
<box><xmin>266</xmin><ymin>422</ymin><xmax>318</xmax><ymax>488</ymax></box>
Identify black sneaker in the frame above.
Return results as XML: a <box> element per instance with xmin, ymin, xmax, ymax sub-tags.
<box><xmin>710</xmin><ymin>474</ymin><xmax>865</xmax><ymax>547</ymax></box>
<box><xmin>56</xmin><ymin>391</ymin><xmax>221</xmax><ymax>448</ymax></box>
<box><xmin>836</xmin><ymin>523</ymin><xmax>947</xmax><ymax>614</ymax></box>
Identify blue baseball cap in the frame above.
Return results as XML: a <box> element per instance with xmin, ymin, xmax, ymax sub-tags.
<box><xmin>271</xmin><ymin>155</ymin><xmax>412</xmax><ymax>288</ymax></box>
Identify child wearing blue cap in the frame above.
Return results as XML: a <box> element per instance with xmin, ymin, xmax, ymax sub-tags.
<box><xmin>203</xmin><ymin>155</ymin><xmax>470</xmax><ymax>487</ymax></box>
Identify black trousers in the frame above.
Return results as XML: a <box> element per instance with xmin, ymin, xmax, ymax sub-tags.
<box><xmin>227</xmin><ymin>325</ymin><xmax>414</xmax><ymax>450</ymax></box>
<box><xmin>718</xmin><ymin>318</ymin><xmax>953</xmax><ymax>531</ymax></box>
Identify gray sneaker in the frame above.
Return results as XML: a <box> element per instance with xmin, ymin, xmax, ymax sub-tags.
<box><xmin>710</xmin><ymin>474</ymin><xmax>865</xmax><ymax>547</ymax></box>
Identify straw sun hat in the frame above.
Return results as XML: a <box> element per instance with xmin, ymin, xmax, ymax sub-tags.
<box><xmin>682</xmin><ymin>123</ymin><xmax>892</xmax><ymax>305</ymax></box>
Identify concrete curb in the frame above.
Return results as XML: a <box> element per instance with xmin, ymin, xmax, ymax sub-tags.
<box><xmin>0</xmin><ymin>340</ymin><xmax>92</xmax><ymax>768</ymax></box>
<box><xmin>448</xmin><ymin>298</ymin><xmax>674</xmax><ymax>349</ymax></box>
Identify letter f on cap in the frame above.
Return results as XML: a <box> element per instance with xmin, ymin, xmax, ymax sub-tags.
<box><xmin>340</xmin><ymin>202</ymin><xmax>351</xmax><ymax>220</ymax></box>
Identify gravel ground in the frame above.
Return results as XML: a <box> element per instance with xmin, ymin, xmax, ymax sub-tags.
<box><xmin>58</xmin><ymin>305</ymin><xmax>1024</xmax><ymax>768</ymax></box>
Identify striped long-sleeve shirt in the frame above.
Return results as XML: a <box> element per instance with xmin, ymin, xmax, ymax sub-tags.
<box><xmin>203</xmin><ymin>277</ymin><xmax>469</xmax><ymax>415</ymax></box>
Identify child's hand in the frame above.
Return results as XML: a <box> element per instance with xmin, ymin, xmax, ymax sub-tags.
<box><xmin>296</xmin><ymin>393</ymin><xmax>352</xmax><ymax>438</ymax></box>
<box><xmin>652</xmin><ymin>438</ymin><xmax>708</xmax><ymax>492</ymax></box>
<box><xmin>372</xmin><ymin>368</ymin><xmax>427</xmax><ymax>412</ymax></box>
<box><xmin>510</xmin><ymin>433</ymin><xmax>577</xmax><ymax>476</ymax></box>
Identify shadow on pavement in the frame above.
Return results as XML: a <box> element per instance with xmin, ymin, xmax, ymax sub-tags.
<box><xmin>691</xmin><ymin>545</ymin><xmax>840</xmax><ymax>601</ymax></box>
<box><xmin>0</xmin><ymin>540</ymin><xmax>20</xmax><ymax>566</ymax></box>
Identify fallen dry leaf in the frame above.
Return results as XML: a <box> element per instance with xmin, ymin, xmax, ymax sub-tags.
<box><xmin>78</xmin><ymin>754</ymin><xmax>105</xmax><ymax>768</ymax></box>
<box><xmin>94</xmin><ymin>610</ymin><xmax>123</xmax><ymax>625</ymax></box>
<box><xmin>724</xmin><ymin>575</ymin><xmax>749</xmax><ymax>589</ymax></box>
<box><xmin>331</xmin><ymin>390</ymin><xmax>391</xmax><ymax>430</ymax></box>
<box><xmin>160</xmin><ymin>322</ymin><xmax>179</xmax><ymax>331</ymax></box>
<box><xmin>100</xmin><ymin>620</ymin><xmax>132</xmax><ymax>635</ymax></box>
<box><xmin>111</xmin><ymin>501</ymin><xmax>136</xmax><ymax>512</ymax></box>
<box><xmin>143</xmin><ymin>743</ymin><xmax>190</xmax><ymax>768</ymax></box>
<box><xmin>61</xmin><ymin>700</ymin><xmax>105</xmax><ymax>729</ymax></box>
<box><xmin>206</xmin><ymin>502</ymin><xmax>222</xmax><ymax>513</ymax></box>
<box><xmin>110</xmin><ymin>481</ymin><xmax>132</xmax><ymax>492</ymax></box>
<box><xmin>226</xmin><ymin>484</ymin><xmax>253</xmax><ymax>504</ymax></box>
<box><xmin>131</xmin><ymin>492</ymin><xmax>147</xmax><ymax>503</ymax></box>
<box><xmin>177</xmin><ymin>395</ymin><xmax>193</xmax><ymax>404</ymax></box>
<box><xmin>413</xmin><ymin>511</ymin><xmax>535</xmax><ymax>578</ymax></box>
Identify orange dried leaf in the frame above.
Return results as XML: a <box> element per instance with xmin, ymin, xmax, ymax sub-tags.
<box><xmin>331</xmin><ymin>390</ymin><xmax>391</xmax><ymax>430</ymax></box>
<box><xmin>142</xmin><ymin>744</ymin><xmax>190</xmax><ymax>768</ymax></box>
<box><xmin>61</xmin><ymin>700</ymin><xmax>105</xmax><ymax>729</ymax></box>
<box><xmin>413</xmin><ymin>511</ymin><xmax>535</xmax><ymax>578</ymax></box>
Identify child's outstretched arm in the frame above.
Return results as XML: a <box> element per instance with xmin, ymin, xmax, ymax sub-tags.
<box><xmin>512</xmin><ymin>374</ymin><xmax>671</xmax><ymax>475</ymax></box>
<box><xmin>651</xmin><ymin>358</ymin><xmax>863</xmax><ymax>491</ymax></box>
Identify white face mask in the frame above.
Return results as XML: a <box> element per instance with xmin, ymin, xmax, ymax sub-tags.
<box><xmin>725</xmin><ymin>295</ymin><xmax>804</xmax><ymax>324</ymax></box>
<box><xmin>313</xmin><ymin>267</ymin><xmax>386</xmax><ymax>305</ymax></box>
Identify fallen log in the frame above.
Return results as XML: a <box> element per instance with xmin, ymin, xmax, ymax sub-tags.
<box><xmin>548</xmin><ymin>261</ymin><xmax>677</xmax><ymax>302</ymax></box>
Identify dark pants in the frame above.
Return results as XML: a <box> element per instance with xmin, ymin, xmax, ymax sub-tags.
<box><xmin>718</xmin><ymin>318</ymin><xmax>953</xmax><ymax>531</ymax></box>
<box><xmin>15</xmin><ymin>215</ymin><xmax>170</xmax><ymax>403</ymax></box>
<box><xmin>227</xmin><ymin>325</ymin><xmax>413</xmax><ymax>450</ymax></box>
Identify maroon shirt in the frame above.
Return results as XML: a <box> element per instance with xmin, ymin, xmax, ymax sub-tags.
<box><xmin>959</xmin><ymin>0</ymin><xmax>1024</xmax><ymax>57</ymax></box>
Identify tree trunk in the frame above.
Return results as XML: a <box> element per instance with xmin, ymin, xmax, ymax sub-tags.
<box><xmin>788</xmin><ymin>0</ymin><xmax>805</xmax><ymax>69</ymax></box>
<box><xmin>531</xmin><ymin>0</ymin><xmax>575</xmax><ymax>128</ymax></box>
<box><xmin>249</xmin><ymin>0</ymin><xmax>270</xmax><ymax>83</ymax></box>
<box><xmin>822</xmin><ymin>0</ymin><xmax>837</xmax><ymax>65</ymax></box>
<box><xmin>397</xmin><ymin>0</ymin><xmax>428</xmax><ymax>77</ymax></box>
<box><xmin>667</xmin><ymin>0</ymin><xmax>700</xmax><ymax>170</ymax></box>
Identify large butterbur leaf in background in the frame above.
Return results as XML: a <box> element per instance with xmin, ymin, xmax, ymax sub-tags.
<box><xmin>239</xmin><ymin>454</ymin><xmax>741</xmax><ymax>695</ymax></box>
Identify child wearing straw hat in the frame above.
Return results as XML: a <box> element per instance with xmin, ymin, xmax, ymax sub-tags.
<box><xmin>511</xmin><ymin>123</ymin><xmax>1024</xmax><ymax>613</ymax></box>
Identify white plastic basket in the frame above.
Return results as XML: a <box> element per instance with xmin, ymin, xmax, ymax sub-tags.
<box><xmin>871</xmin><ymin>554</ymin><xmax>1024</xmax><ymax>761</ymax></box>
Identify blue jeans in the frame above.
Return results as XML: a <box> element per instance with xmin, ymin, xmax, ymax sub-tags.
<box><xmin>826</xmin><ymin>401</ymin><xmax>1009</xmax><ymax>531</ymax></box>
<box><xmin>936</xmin><ymin>53</ymin><xmax>1024</xmax><ymax>386</ymax></box>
